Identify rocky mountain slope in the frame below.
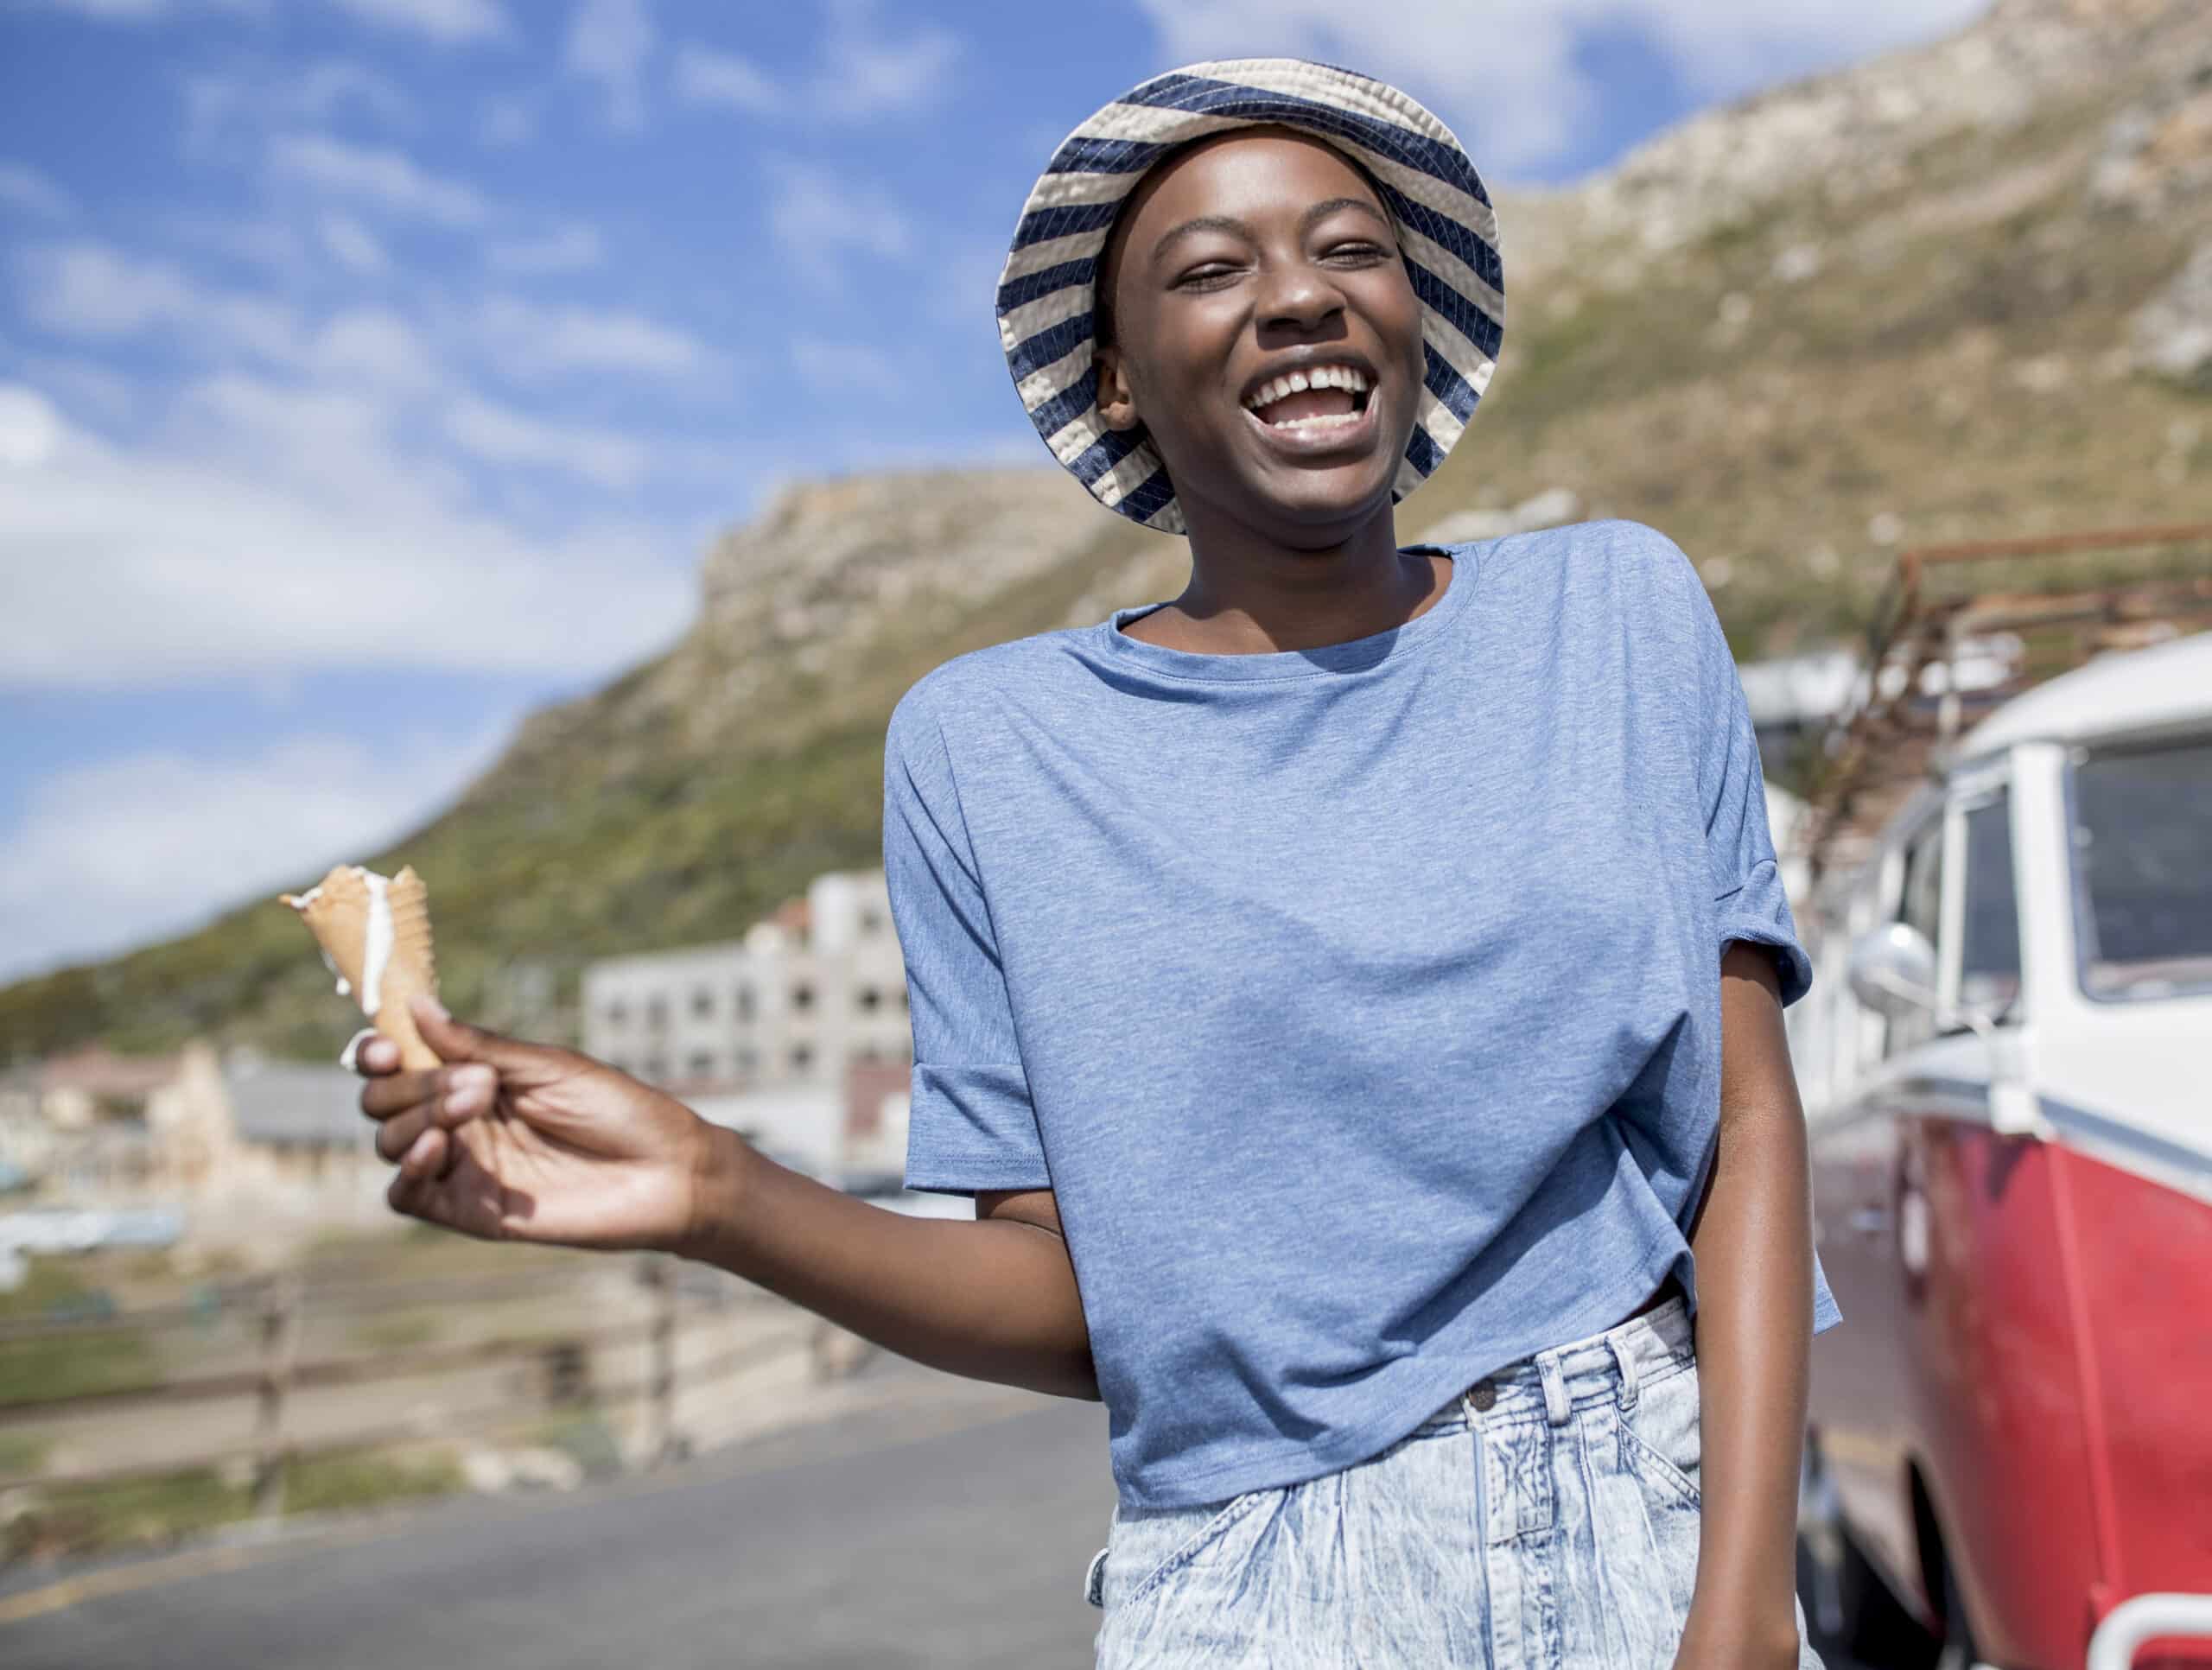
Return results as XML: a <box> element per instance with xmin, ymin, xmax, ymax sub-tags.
<box><xmin>10</xmin><ymin>0</ymin><xmax>2212</xmax><ymax>1061</ymax></box>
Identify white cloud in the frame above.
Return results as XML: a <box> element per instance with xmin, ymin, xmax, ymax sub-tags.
<box><xmin>762</xmin><ymin>156</ymin><xmax>915</xmax><ymax>288</ymax></box>
<box><xmin>0</xmin><ymin>379</ymin><xmax>694</xmax><ymax>689</ymax></box>
<box><xmin>19</xmin><ymin>242</ymin><xmax>301</xmax><ymax>361</ymax></box>
<box><xmin>182</xmin><ymin>60</ymin><xmax>411</xmax><ymax>162</ymax></box>
<box><xmin>474</xmin><ymin>294</ymin><xmax>709</xmax><ymax>380</ymax></box>
<box><xmin>292</xmin><ymin>60</ymin><xmax>415</xmax><ymax>124</ymax></box>
<box><xmin>0</xmin><ymin>162</ymin><xmax>73</xmax><ymax>219</ymax></box>
<box><xmin>318</xmin><ymin>212</ymin><xmax>389</xmax><ymax>275</ymax></box>
<box><xmin>0</xmin><ymin>384</ymin><xmax>64</xmax><ymax>468</ymax></box>
<box><xmin>1133</xmin><ymin>0</ymin><xmax>1987</xmax><ymax>179</ymax></box>
<box><xmin>484</xmin><ymin>223</ymin><xmax>603</xmax><ymax>275</ymax></box>
<box><xmin>564</xmin><ymin>0</ymin><xmax>655</xmax><ymax>132</ymax></box>
<box><xmin>301</xmin><ymin>308</ymin><xmax>441</xmax><ymax>390</ymax></box>
<box><xmin>674</xmin><ymin>0</ymin><xmax>959</xmax><ymax>123</ymax></box>
<box><xmin>269</xmin><ymin>133</ymin><xmax>488</xmax><ymax>226</ymax></box>
<box><xmin>811</xmin><ymin>0</ymin><xmax>959</xmax><ymax>121</ymax></box>
<box><xmin>327</xmin><ymin>0</ymin><xmax>510</xmax><ymax>45</ymax></box>
<box><xmin>0</xmin><ymin>724</ymin><xmax>514</xmax><ymax>986</ymax></box>
<box><xmin>168</xmin><ymin>213</ymin><xmax>310</xmax><ymax>272</ymax></box>
<box><xmin>10</xmin><ymin>356</ymin><xmax>138</xmax><ymax>425</ymax></box>
<box><xmin>442</xmin><ymin>392</ymin><xmax>649</xmax><ymax>488</ymax></box>
<box><xmin>673</xmin><ymin>44</ymin><xmax>781</xmax><ymax>115</ymax></box>
<box><xmin>14</xmin><ymin>243</ymin><xmax>455</xmax><ymax>391</ymax></box>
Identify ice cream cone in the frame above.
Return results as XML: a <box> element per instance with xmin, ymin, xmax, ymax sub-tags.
<box><xmin>372</xmin><ymin>867</ymin><xmax>440</xmax><ymax>1069</ymax></box>
<box><xmin>279</xmin><ymin>863</ymin><xmax>442</xmax><ymax>1070</ymax></box>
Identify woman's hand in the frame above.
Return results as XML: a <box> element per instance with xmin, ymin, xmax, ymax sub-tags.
<box><xmin>353</xmin><ymin>994</ymin><xmax>728</xmax><ymax>1251</ymax></box>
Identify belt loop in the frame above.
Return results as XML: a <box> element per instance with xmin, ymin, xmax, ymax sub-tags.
<box><xmin>1537</xmin><ymin>1351</ymin><xmax>1571</xmax><ymax>1426</ymax></box>
<box><xmin>1608</xmin><ymin>1330</ymin><xmax>1640</xmax><ymax>1410</ymax></box>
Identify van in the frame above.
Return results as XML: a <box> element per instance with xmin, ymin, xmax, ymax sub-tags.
<box><xmin>1789</xmin><ymin>629</ymin><xmax>2212</xmax><ymax>1670</ymax></box>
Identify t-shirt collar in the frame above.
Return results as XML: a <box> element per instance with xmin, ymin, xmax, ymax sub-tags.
<box><xmin>1094</xmin><ymin>543</ymin><xmax>1473</xmax><ymax>683</ymax></box>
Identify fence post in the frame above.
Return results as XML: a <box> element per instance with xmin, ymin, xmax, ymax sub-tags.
<box><xmin>251</xmin><ymin>1273</ymin><xmax>303</xmax><ymax>1517</ymax></box>
<box><xmin>642</xmin><ymin>1254</ymin><xmax>678</xmax><ymax>1469</ymax></box>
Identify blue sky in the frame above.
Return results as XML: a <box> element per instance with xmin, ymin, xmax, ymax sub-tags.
<box><xmin>0</xmin><ymin>0</ymin><xmax>1985</xmax><ymax>988</ymax></box>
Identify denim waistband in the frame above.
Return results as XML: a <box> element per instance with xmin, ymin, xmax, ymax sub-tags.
<box><xmin>1413</xmin><ymin>1290</ymin><xmax>1696</xmax><ymax>1432</ymax></box>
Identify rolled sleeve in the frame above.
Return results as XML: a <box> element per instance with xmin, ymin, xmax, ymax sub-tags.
<box><xmin>1717</xmin><ymin>858</ymin><xmax>1815</xmax><ymax>1009</ymax></box>
<box><xmin>1677</xmin><ymin>551</ymin><xmax>1815</xmax><ymax>1010</ymax></box>
<box><xmin>882</xmin><ymin>683</ymin><xmax>1051</xmax><ymax>1197</ymax></box>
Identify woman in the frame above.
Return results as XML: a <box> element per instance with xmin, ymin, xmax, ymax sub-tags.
<box><xmin>355</xmin><ymin>59</ymin><xmax>1842</xmax><ymax>1668</ymax></box>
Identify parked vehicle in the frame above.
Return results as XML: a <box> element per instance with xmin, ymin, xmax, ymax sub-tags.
<box><xmin>1789</xmin><ymin>623</ymin><xmax>2212</xmax><ymax>1670</ymax></box>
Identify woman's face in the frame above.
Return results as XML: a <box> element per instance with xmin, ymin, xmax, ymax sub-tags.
<box><xmin>1094</xmin><ymin>126</ymin><xmax>1425</xmax><ymax>542</ymax></box>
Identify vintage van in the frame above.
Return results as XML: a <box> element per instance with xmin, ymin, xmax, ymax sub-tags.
<box><xmin>1788</xmin><ymin>630</ymin><xmax>2212</xmax><ymax>1670</ymax></box>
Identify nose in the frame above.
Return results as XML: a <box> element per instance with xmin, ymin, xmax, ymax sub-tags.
<box><xmin>1254</xmin><ymin>256</ymin><xmax>1346</xmax><ymax>335</ymax></box>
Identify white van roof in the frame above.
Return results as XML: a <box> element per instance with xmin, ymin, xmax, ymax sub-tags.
<box><xmin>1956</xmin><ymin>629</ymin><xmax>2212</xmax><ymax>759</ymax></box>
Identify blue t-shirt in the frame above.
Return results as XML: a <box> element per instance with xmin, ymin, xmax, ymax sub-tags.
<box><xmin>880</xmin><ymin>518</ymin><xmax>1843</xmax><ymax>1510</ymax></box>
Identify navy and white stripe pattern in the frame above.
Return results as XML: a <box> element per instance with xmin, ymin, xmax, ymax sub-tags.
<box><xmin>998</xmin><ymin>58</ymin><xmax>1505</xmax><ymax>537</ymax></box>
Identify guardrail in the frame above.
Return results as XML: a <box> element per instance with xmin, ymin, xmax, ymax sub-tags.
<box><xmin>0</xmin><ymin>1254</ymin><xmax>862</xmax><ymax>1517</ymax></box>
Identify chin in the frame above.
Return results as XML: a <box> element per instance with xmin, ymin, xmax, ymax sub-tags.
<box><xmin>1253</xmin><ymin>471</ymin><xmax>1396</xmax><ymax>531</ymax></box>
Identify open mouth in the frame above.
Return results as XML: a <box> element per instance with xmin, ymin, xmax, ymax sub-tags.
<box><xmin>1240</xmin><ymin>365</ymin><xmax>1378</xmax><ymax>453</ymax></box>
<box><xmin>1242</xmin><ymin>364</ymin><xmax>1374</xmax><ymax>432</ymax></box>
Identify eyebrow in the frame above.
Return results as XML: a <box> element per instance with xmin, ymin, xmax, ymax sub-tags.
<box><xmin>1147</xmin><ymin>196</ymin><xmax>1393</xmax><ymax>270</ymax></box>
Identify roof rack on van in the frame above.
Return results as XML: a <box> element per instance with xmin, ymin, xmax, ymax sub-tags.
<box><xmin>1799</xmin><ymin>522</ymin><xmax>2212</xmax><ymax>889</ymax></box>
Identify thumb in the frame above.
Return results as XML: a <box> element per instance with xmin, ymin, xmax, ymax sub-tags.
<box><xmin>408</xmin><ymin>994</ymin><xmax>541</xmax><ymax>1075</ymax></box>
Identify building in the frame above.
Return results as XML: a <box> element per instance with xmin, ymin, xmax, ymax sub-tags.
<box><xmin>0</xmin><ymin>1040</ymin><xmax>382</xmax><ymax>1203</ymax></box>
<box><xmin>581</xmin><ymin>869</ymin><xmax>912</xmax><ymax>1093</ymax></box>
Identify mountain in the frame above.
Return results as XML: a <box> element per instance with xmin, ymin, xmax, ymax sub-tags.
<box><xmin>9</xmin><ymin>0</ymin><xmax>2212</xmax><ymax>1062</ymax></box>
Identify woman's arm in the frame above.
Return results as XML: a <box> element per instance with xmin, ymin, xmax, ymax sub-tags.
<box><xmin>355</xmin><ymin>1005</ymin><xmax>1098</xmax><ymax>1405</ymax></box>
<box><xmin>681</xmin><ymin>1132</ymin><xmax>1099</xmax><ymax>1400</ymax></box>
<box><xmin>1674</xmin><ymin>940</ymin><xmax>1817</xmax><ymax>1670</ymax></box>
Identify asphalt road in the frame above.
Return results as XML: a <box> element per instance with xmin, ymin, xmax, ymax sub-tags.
<box><xmin>2</xmin><ymin>1362</ymin><xmax>1117</xmax><ymax>1670</ymax></box>
<box><xmin>0</xmin><ymin>1359</ymin><xmax>1875</xmax><ymax>1670</ymax></box>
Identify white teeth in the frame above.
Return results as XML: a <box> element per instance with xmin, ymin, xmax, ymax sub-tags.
<box><xmin>1265</xmin><ymin>409</ymin><xmax>1364</xmax><ymax>430</ymax></box>
<box><xmin>1244</xmin><ymin>364</ymin><xmax>1370</xmax><ymax>410</ymax></box>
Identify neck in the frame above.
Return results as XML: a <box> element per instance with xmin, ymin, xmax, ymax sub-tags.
<box><xmin>1134</xmin><ymin>500</ymin><xmax>1442</xmax><ymax>655</ymax></box>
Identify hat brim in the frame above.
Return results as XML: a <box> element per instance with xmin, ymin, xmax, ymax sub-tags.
<box><xmin>997</xmin><ymin>58</ymin><xmax>1504</xmax><ymax>537</ymax></box>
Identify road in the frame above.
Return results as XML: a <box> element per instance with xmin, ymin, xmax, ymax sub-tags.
<box><xmin>0</xmin><ymin>1357</ymin><xmax>1874</xmax><ymax>1669</ymax></box>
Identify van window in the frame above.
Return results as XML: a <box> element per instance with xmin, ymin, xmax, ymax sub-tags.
<box><xmin>1959</xmin><ymin>793</ymin><xmax>2022</xmax><ymax>1019</ymax></box>
<box><xmin>1887</xmin><ymin>818</ymin><xmax>1944</xmax><ymax>1056</ymax></box>
<box><xmin>2070</xmin><ymin>736</ymin><xmax>2212</xmax><ymax>1000</ymax></box>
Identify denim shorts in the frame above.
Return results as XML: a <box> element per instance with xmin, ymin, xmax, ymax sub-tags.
<box><xmin>1081</xmin><ymin>1292</ymin><xmax>1824</xmax><ymax>1668</ymax></box>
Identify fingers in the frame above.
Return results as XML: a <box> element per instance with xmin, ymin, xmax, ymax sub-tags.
<box><xmin>387</xmin><ymin>1126</ymin><xmax>449</xmax><ymax>1215</ymax></box>
<box><xmin>359</xmin><ymin>1069</ymin><xmax>436</xmax><ymax>1120</ymax></box>
<box><xmin>374</xmin><ymin>1104</ymin><xmax>435</xmax><ymax>1163</ymax></box>
<box><xmin>359</xmin><ymin>1062</ymin><xmax>496</xmax><ymax>1121</ymax></box>
<box><xmin>407</xmin><ymin>994</ymin><xmax>541</xmax><ymax>1075</ymax></box>
<box><xmin>353</xmin><ymin>1033</ymin><xmax>401</xmax><ymax>1076</ymax></box>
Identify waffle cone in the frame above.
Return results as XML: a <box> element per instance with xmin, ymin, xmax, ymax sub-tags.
<box><xmin>372</xmin><ymin>867</ymin><xmax>440</xmax><ymax>1070</ymax></box>
<box><xmin>279</xmin><ymin>863</ymin><xmax>442</xmax><ymax>1070</ymax></box>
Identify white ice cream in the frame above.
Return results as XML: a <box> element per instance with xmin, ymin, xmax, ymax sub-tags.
<box><xmin>359</xmin><ymin>867</ymin><xmax>393</xmax><ymax>1016</ymax></box>
<box><xmin>284</xmin><ymin>865</ymin><xmax>392</xmax><ymax>1012</ymax></box>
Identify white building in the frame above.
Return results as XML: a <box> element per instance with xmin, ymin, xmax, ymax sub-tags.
<box><xmin>581</xmin><ymin>868</ymin><xmax>912</xmax><ymax>1093</ymax></box>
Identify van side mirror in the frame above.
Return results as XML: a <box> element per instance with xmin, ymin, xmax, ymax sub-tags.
<box><xmin>1847</xmin><ymin>923</ymin><xmax>1939</xmax><ymax>1020</ymax></box>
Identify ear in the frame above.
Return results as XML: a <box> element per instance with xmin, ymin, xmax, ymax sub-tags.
<box><xmin>1094</xmin><ymin>346</ymin><xmax>1141</xmax><ymax>434</ymax></box>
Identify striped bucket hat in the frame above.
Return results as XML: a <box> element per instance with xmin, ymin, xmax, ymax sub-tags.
<box><xmin>996</xmin><ymin>58</ymin><xmax>1504</xmax><ymax>537</ymax></box>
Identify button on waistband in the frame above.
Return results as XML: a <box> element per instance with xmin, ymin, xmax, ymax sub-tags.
<box><xmin>1465</xmin><ymin>1377</ymin><xmax>1497</xmax><ymax>1412</ymax></box>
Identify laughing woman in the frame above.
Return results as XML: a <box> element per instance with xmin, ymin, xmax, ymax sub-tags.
<box><xmin>354</xmin><ymin>59</ymin><xmax>1841</xmax><ymax>1669</ymax></box>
